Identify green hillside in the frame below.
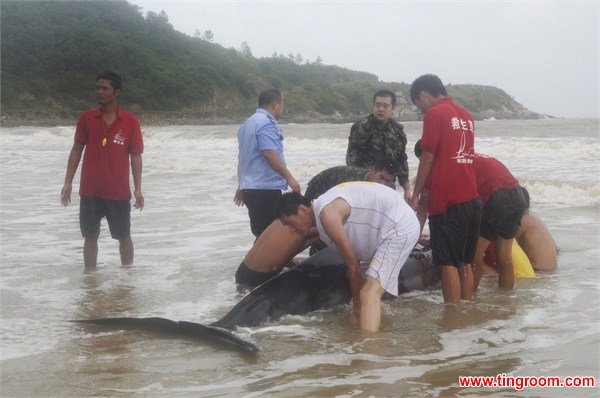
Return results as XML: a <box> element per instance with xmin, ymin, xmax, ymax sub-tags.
<box><xmin>0</xmin><ymin>0</ymin><xmax>541</xmax><ymax>126</ymax></box>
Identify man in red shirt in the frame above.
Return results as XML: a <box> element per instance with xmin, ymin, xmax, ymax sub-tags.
<box><xmin>410</xmin><ymin>74</ymin><xmax>482</xmax><ymax>305</ymax></box>
<box><xmin>472</xmin><ymin>154</ymin><xmax>529</xmax><ymax>291</ymax></box>
<box><xmin>61</xmin><ymin>71</ymin><xmax>144</xmax><ymax>268</ymax></box>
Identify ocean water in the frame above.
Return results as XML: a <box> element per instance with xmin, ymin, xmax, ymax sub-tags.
<box><xmin>0</xmin><ymin>118</ymin><xmax>598</xmax><ymax>397</ymax></box>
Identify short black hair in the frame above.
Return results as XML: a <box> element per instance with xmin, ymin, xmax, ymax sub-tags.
<box><xmin>373</xmin><ymin>157</ymin><xmax>400</xmax><ymax>176</ymax></box>
<box><xmin>410</xmin><ymin>74</ymin><xmax>447</xmax><ymax>104</ymax></box>
<box><xmin>273</xmin><ymin>191</ymin><xmax>311</xmax><ymax>218</ymax></box>
<box><xmin>414</xmin><ymin>139</ymin><xmax>423</xmax><ymax>158</ymax></box>
<box><xmin>258</xmin><ymin>89</ymin><xmax>283</xmax><ymax>107</ymax></box>
<box><xmin>373</xmin><ymin>90</ymin><xmax>396</xmax><ymax>107</ymax></box>
<box><xmin>96</xmin><ymin>70</ymin><xmax>122</xmax><ymax>91</ymax></box>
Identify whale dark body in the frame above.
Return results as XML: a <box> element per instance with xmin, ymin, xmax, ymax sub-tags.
<box><xmin>73</xmin><ymin>246</ymin><xmax>438</xmax><ymax>354</ymax></box>
<box><xmin>212</xmin><ymin>248</ymin><xmax>352</xmax><ymax>329</ymax></box>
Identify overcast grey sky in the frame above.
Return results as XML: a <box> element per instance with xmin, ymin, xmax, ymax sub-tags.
<box><xmin>130</xmin><ymin>0</ymin><xmax>599</xmax><ymax>118</ymax></box>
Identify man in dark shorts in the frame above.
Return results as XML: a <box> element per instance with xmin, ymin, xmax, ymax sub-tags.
<box><xmin>61</xmin><ymin>71</ymin><xmax>144</xmax><ymax>268</ymax></box>
<box><xmin>472</xmin><ymin>154</ymin><xmax>528</xmax><ymax>291</ymax></box>
<box><xmin>410</xmin><ymin>74</ymin><xmax>482</xmax><ymax>305</ymax></box>
<box><xmin>234</xmin><ymin>89</ymin><xmax>300</xmax><ymax>238</ymax></box>
<box><xmin>235</xmin><ymin>217</ymin><xmax>315</xmax><ymax>288</ymax></box>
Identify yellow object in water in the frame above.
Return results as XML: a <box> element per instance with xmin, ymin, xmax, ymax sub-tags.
<box><xmin>513</xmin><ymin>239</ymin><xmax>535</xmax><ymax>278</ymax></box>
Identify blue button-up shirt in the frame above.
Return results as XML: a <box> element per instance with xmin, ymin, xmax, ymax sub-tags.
<box><xmin>237</xmin><ymin>108</ymin><xmax>287</xmax><ymax>190</ymax></box>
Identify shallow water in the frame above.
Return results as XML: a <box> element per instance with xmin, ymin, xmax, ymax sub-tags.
<box><xmin>1</xmin><ymin>118</ymin><xmax>599</xmax><ymax>397</ymax></box>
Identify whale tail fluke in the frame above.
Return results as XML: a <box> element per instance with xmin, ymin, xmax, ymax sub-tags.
<box><xmin>70</xmin><ymin>317</ymin><xmax>260</xmax><ymax>354</ymax></box>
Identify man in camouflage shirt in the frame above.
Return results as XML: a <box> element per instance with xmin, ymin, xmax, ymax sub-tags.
<box><xmin>346</xmin><ymin>89</ymin><xmax>411</xmax><ymax>201</ymax></box>
<box><xmin>305</xmin><ymin>160</ymin><xmax>396</xmax><ymax>201</ymax></box>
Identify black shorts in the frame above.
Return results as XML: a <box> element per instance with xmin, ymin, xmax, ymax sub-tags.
<box><xmin>235</xmin><ymin>261</ymin><xmax>280</xmax><ymax>288</ymax></box>
<box><xmin>480</xmin><ymin>186</ymin><xmax>528</xmax><ymax>241</ymax></box>
<box><xmin>79</xmin><ymin>197</ymin><xmax>131</xmax><ymax>240</ymax></box>
<box><xmin>521</xmin><ymin>185</ymin><xmax>530</xmax><ymax>208</ymax></box>
<box><xmin>429</xmin><ymin>197</ymin><xmax>482</xmax><ymax>267</ymax></box>
<box><xmin>241</xmin><ymin>189</ymin><xmax>282</xmax><ymax>237</ymax></box>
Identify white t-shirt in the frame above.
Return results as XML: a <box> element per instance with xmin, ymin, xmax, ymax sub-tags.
<box><xmin>313</xmin><ymin>181</ymin><xmax>420</xmax><ymax>295</ymax></box>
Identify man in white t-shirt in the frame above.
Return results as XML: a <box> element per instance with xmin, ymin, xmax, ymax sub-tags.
<box><xmin>273</xmin><ymin>182</ymin><xmax>420</xmax><ymax>332</ymax></box>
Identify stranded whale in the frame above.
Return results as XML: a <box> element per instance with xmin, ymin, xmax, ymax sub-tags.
<box><xmin>72</xmin><ymin>246</ymin><xmax>438</xmax><ymax>354</ymax></box>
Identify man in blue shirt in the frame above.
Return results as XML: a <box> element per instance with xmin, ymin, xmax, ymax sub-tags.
<box><xmin>234</xmin><ymin>89</ymin><xmax>300</xmax><ymax>237</ymax></box>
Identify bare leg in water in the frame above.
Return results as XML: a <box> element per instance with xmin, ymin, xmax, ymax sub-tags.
<box><xmin>83</xmin><ymin>227</ymin><xmax>100</xmax><ymax>268</ymax></box>
<box><xmin>119</xmin><ymin>235</ymin><xmax>134</xmax><ymax>265</ymax></box>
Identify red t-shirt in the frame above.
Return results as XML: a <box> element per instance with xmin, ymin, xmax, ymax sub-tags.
<box><xmin>473</xmin><ymin>154</ymin><xmax>519</xmax><ymax>205</ymax></box>
<box><xmin>75</xmin><ymin>107</ymin><xmax>144</xmax><ymax>200</ymax></box>
<box><xmin>420</xmin><ymin>97</ymin><xmax>478</xmax><ymax>216</ymax></box>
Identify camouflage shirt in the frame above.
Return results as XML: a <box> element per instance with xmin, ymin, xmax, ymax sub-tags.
<box><xmin>304</xmin><ymin>166</ymin><xmax>370</xmax><ymax>201</ymax></box>
<box><xmin>345</xmin><ymin>114</ymin><xmax>409</xmax><ymax>186</ymax></box>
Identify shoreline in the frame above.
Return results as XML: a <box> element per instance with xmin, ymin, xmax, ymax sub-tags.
<box><xmin>0</xmin><ymin>114</ymin><xmax>243</xmax><ymax>128</ymax></box>
<box><xmin>0</xmin><ymin>113</ymin><xmax>358</xmax><ymax>128</ymax></box>
<box><xmin>0</xmin><ymin>109</ymin><xmax>556</xmax><ymax>128</ymax></box>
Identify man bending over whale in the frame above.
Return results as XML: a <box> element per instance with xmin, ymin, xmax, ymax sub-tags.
<box><xmin>274</xmin><ymin>182</ymin><xmax>420</xmax><ymax>332</ymax></box>
<box><xmin>235</xmin><ymin>159</ymin><xmax>398</xmax><ymax>288</ymax></box>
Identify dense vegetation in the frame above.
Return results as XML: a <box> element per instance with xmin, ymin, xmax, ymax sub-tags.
<box><xmin>0</xmin><ymin>0</ymin><xmax>540</xmax><ymax>126</ymax></box>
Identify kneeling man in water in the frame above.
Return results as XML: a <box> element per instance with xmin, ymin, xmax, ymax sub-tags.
<box><xmin>515</xmin><ymin>209</ymin><xmax>558</xmax><ymax>271</ymax></box>
<box><xmin>274</xmin><ymin>182</ymin><xmax>420</xmax><ymax>332</ymax></box>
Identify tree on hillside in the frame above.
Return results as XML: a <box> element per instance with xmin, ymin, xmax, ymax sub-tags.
<box><xmin>240</xmin><ymin>41</ymin><xmax>253</xmax><ymax>57</ymax></box>
<box><xmin>146</xmin><ymin>10</ymin><xmax>171</xmax><ymax>27</ymax></box>
<box><xmin>202</xmin><ymin>30</ymin><xmax>214</xmax><ymax>42</ymax></box>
